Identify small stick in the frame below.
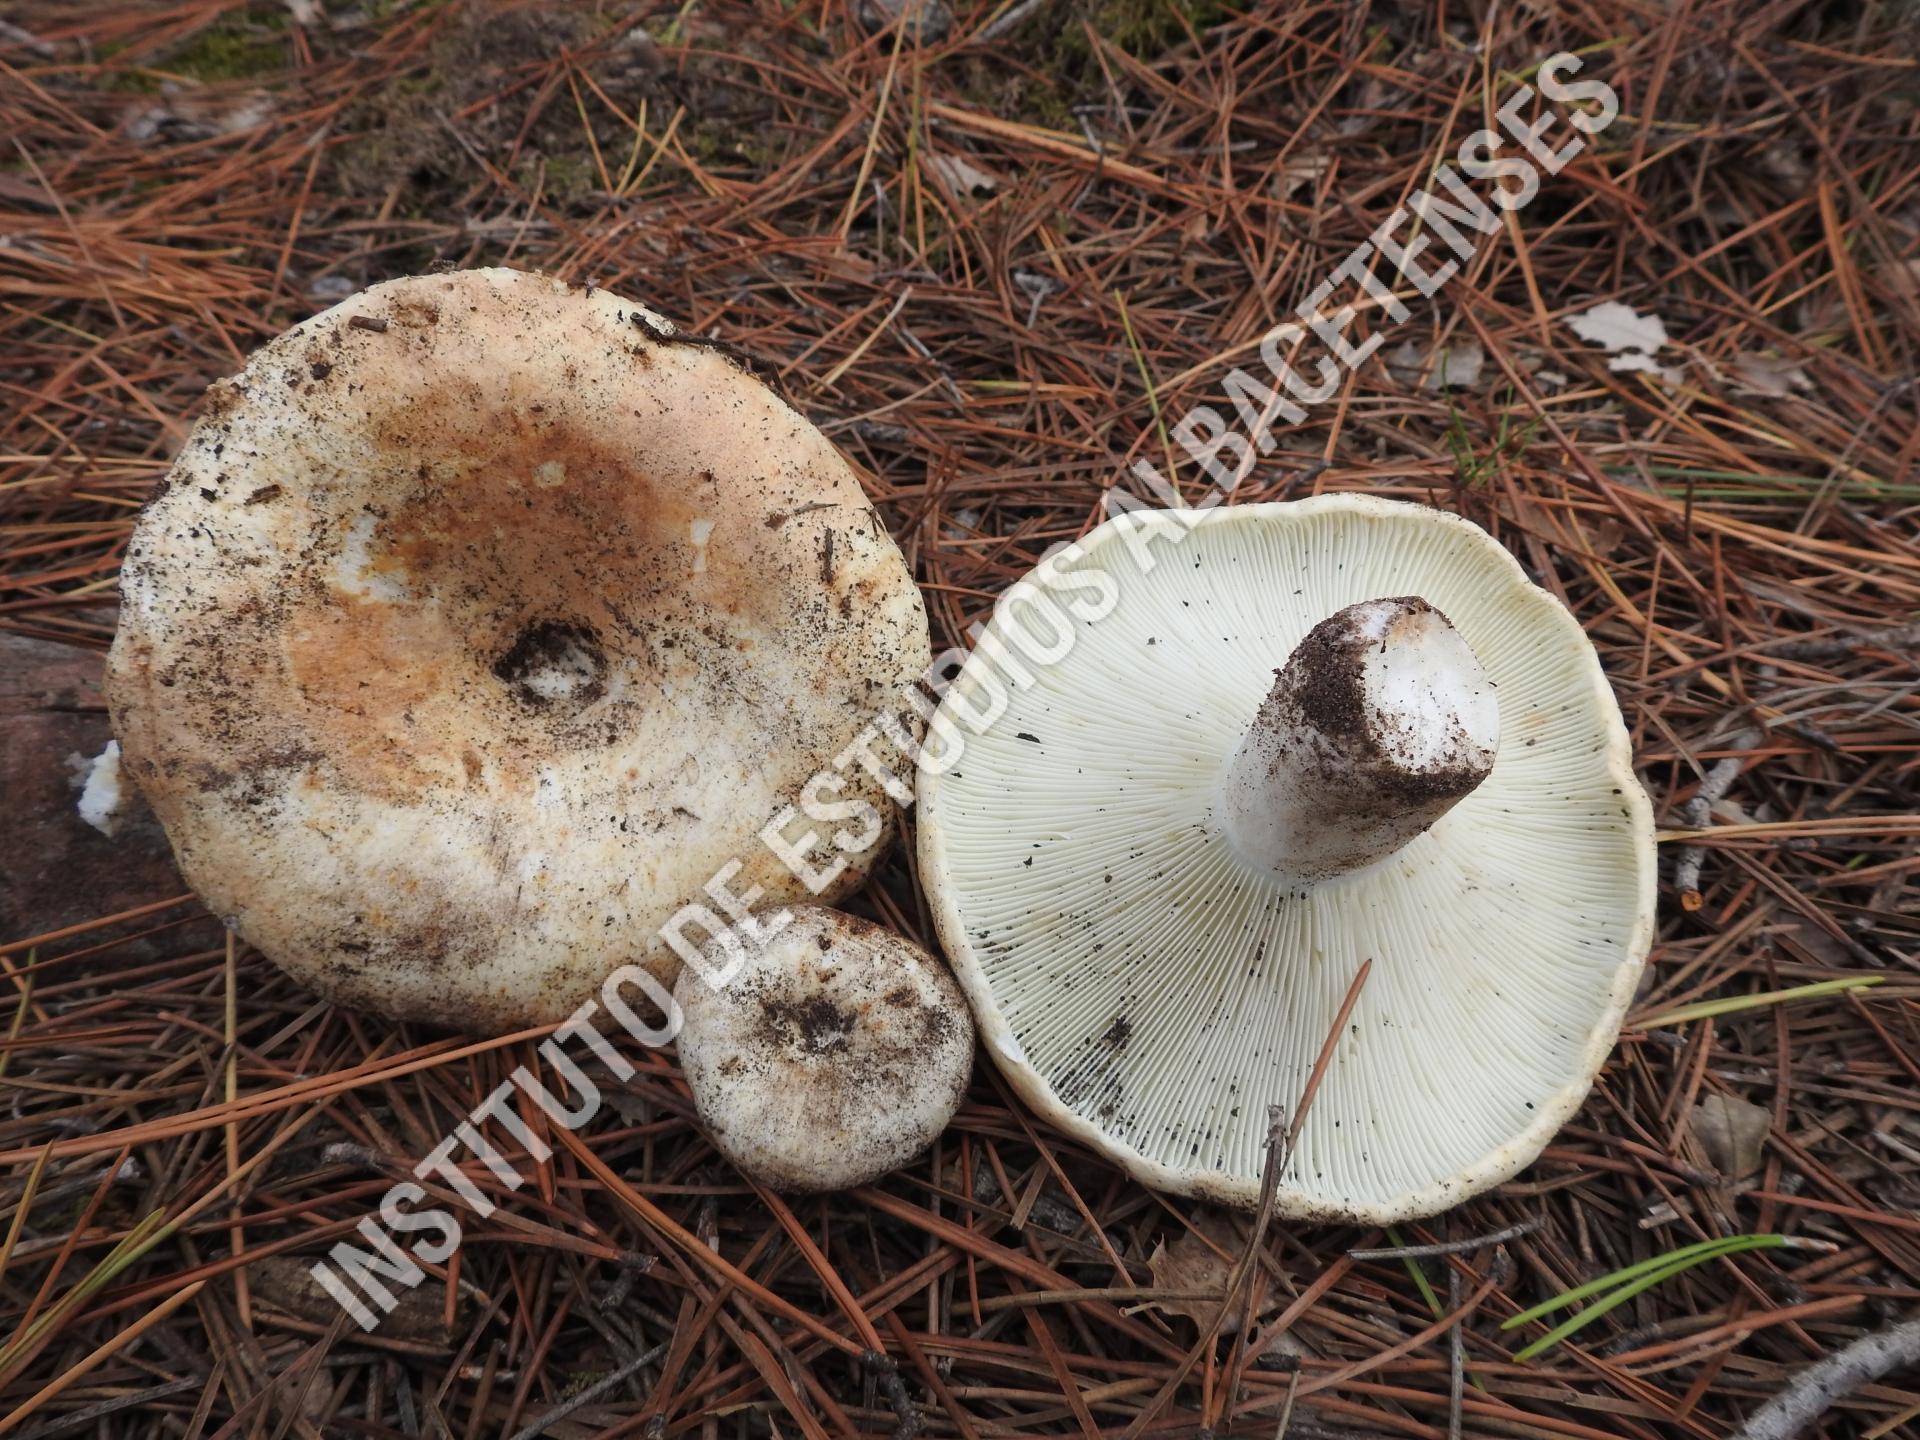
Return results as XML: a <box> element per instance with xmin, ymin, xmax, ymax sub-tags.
<box><xmin>1729</xmin><ymin>1315</ymin><xmax>1920</xmax><ymax>1440</ymax></box>
<box><xmin>503</xmin><ymin>1339</ymin><xmax>668</xmax><ymax>1440</ymax></box>
<box><xmin>982</xmin><ymin>1285</ymin><xmax>1226</xmax><ymax>1313</ymax></box>
<box><xmin>1764</xmin><ymin>620</ymin><xmax>1920</xmax><ymax>661</ymax></box>
<box><xmin>972</xmin><ymin>0</ymin><xmax>1043</xmax><ymax>42</ymax></box>
<box><xmin>1349</xmin><ymin>1217</ymin><xmax>1543</xmax><ymax>1259</ymax></box>
<box><xmin>1447</xmin><ymin>1268</ymin><xmax>1464</xmax><ymax>1440</ymax></box>
<box><xmin>1675</xmin><ymin>727</ymin><xmax>1763</xmax><ymax>911</ymax></box>
<box><xmin>1273</xmin><ymin>1368</ymin><xmax>1299</xmax><ymax>1439</ymax></box>
<box><xmin>11</xmin><ymin>1375</ymin><xmax>200</xmax><ymax>1440</ymax></box>
<box><xmin>862</xmin><ymin>1350</ymin><xmax>924</xmax><ymax>1440</ymax></box>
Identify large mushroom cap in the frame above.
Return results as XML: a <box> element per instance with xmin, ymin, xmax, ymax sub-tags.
<box><xmin>916</xmin><ymin>496</ymin><xmax>1655</xmax><ymax>1222</ymax></box>
<box><xmin>673</xmin><ymin>906</ymin><xmax>974</xmax><ymax>1192</ymax></box>
<box><xmin>107</xmin><ymin>269</ymin><xmax>930</xmax><ymax>1032</ymax></box>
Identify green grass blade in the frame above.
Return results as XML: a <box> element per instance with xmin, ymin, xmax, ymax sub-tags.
<box><xmin>1503</xmin><ymin>1235</ymin><xmax>1755</xmax><ymax>1329</ymax></box>
<box><xmin>1387</xmin><ymin>1227</ymin><xmax>1444</xmax><ymax>1318</ymax></box>
<box><xmin>1638</xmin><ymin>976</ymin><xmax>1883</xmax><ymax>1028</ymax></box>
<box><xmin>1510</xmin><ymin>1258</ymin><xmax>1696</xmax><ymax>1362</ymax></box>
<box><xmin>1504</xmin><ymin>1235</ymin><xmax>1790</xmax><ymax>1360</ymax></box>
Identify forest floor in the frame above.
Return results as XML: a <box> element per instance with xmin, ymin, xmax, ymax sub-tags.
<box><xmin>2</xmin><ymin>1</ymin><xmax>1918</xmax><ymax>1436</ymax></box>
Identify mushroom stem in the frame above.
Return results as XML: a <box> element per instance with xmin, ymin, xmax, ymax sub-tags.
<box><xmin>1217</xmin><ymin>596</ymin><xmax>1500</xmax><ymax>886</ymax></box>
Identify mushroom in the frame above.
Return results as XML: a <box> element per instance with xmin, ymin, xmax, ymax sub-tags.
<box><xmin>673</xmin><ymin>905</ymin><xmax>974</xmax><ymax>1192</ymax></box>
<box><xmin>107</xmin><ymin>269</ymin><xmax>930</xmax><ymax>1032</ymax></box>
<box><xmin>915</xmin><ymin>495</ymin><xmax>1655</xmax><ymax>1221</ymax></box>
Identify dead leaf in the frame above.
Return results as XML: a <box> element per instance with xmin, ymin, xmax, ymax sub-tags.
<box><xmin>1795</xmin><ymin>291</ymin><xmax>1848</xmax><ymax>337</ymax></box>
<box><xmin>1728</xmin><ymin>353</ymin><xmax>1812</xmax><ymax>398</ymax></box>
<box><xmin>926</xmin><ymin>152</ymin><xmax>998</xmax><ymax>199</ymax></box>
<box><xmin>1385</xmin><ymin>338</ymin><xmax>1483</xmax><ymax>390</ymax></box>
<box><xmin>1145</xmin><ymin>1208</ymin><xmax>1270</xmax><ymax>1335</ymax></box>
<box><xmin>1338</xmin><ymin>76</ymin><xmax>1398</xmax><ymax>136</ymax></box>
<box><xmin>1759</xmin><ymin>144</ymin><xmax>1812</xmax><ymax>190</ymax></box>
<box><xmin>1690</xmin><ymin>1094</ymin><xmax>1770</xmax><ymax>1180</ymax></box>
<box><xmin>1774</xmin><ymin>918</ymin><xmax>1853</xmax><ymax>968</ymax></box>
<box><xmin>604</xmin><ymin>1087</ymin><xmax>654</xmax><ymax>1125</ymax></box>
<box><xmin>1566</xmin><ymin>300</ymin><xmax>1669</xmax><ymax>356</ymax></box>
<box><xmin>1883</xmin><ymin>258</ymin><xmax>1920</xmax><ymax>301</ymax></box>
<box><xmin>1574</xmin><ymin>515</ymin><xmax>1626</xmax><ymax>560</ymax></box>
<box><xmin>1277</xmin><ymin>155</ymin><xmax>1331</xmax><ymax>199</ymax></box>
<box><xmin>249</xmin><ymin>1254</ymin><xmax>462</xmax><ymax>1344</ymax></box>
<box><xmin>856</xmin><ymin>0</ymin><xmax>953</xmax><ymax>41</ymax></box>
<box><xmin>1179</xmin><ymin>212</ymin><xmax>1211</xmax><ymax>287</ymax></box>
<box><xmin>1707</xmin><ymin>797</ymin><xmax>1754</xmax><ymax>826</ymax></box>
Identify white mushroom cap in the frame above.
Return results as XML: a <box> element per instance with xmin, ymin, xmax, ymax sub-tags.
<box><xmin>673</xmin><ymin>906</ymin><xmax>975</xmax><ymax>1192</ymax></box>
<box><xmin>915</xmin><ymin>496</ymin><xmax>1655</xmax><ymax>1222</ymax></box>
<box><xmin>106</xmin><ymin>269</ymin><xmax>930</xmax><ymax>1032</ymax></box>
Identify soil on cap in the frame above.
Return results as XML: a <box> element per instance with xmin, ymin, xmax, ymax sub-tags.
<box><xmin>743</xmin><ymin>926</ymin><xmax>963</xmax><ymax>1090</ymax></box>
<box><xmin>756</xmin><ymin>993</ymin><xmax>854</xmax><ymax>1055</ymax></box>
<box><xmin>490</xmin><ymin>619</ymin><xmax>608</xmax><ymax>710</ymax></box>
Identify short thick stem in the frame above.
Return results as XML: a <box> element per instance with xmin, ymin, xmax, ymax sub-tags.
<box><xmin>1218</xmin><ymin>596</ymin><xmax>1499</xmax><ymax>886</ymax></box>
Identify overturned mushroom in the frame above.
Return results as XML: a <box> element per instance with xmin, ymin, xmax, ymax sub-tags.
<box><xmin>107</xmin><ymin>269</ymin><xmax>930</xmax><ymax>1032</ymax></box>
<box><xmin>674</xmin><ymin>906</ymin><xmax>974</xmax><ymax>1192</ymax></box>
<box><xmin>916</xmin><ymin>495</ymin><xmax>1655</xmax><ymax>1221</ymax></box>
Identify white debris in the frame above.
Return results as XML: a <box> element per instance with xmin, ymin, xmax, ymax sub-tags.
<box><xmin>1566</xmin><ymin>300</ymin><xmax>1669</xmax><ymax>357</ymax></box>
<box><xmin>75</xmin><ymin>740</ymin><xmax>125</xmax><ymax>837</ymax></box>
<box><xmin>942</xmin><ymin>505</ymin><xmax>983</xmax><ymax>542</ymax></box>
<box><xmin>1608</xmin><ymin>351</ymin><xmax>1684</xmax><ymax>385</ymax></box>
<box><xmin>307</xmin><ymin>274</ymin><xmax>359</xmax><ymax>305</ymax></box>
<box><xmin>0</xmin><ymin>19</ymin><xmax>54</xmax><ymax>57</ymax></box>
<box><xmin>126</xmin><ymin>87</ymin><xmax>275</xmax><ymax>146</ymax></box>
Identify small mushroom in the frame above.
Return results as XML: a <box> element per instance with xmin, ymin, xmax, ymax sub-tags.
<box><xmin>916</xmin><ymin>495</ymin><xmax>1655</xmax><ymax>1221</ymax></box>
<box><xmin>106</xmin><ymin>269</ymin><xmax>931</xmax><ymax>1032</ymax></box>
<box><xmin>674</xmin><ymin>905</ymin><xmax>974</xmax><ymax>1192</ymax></box>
